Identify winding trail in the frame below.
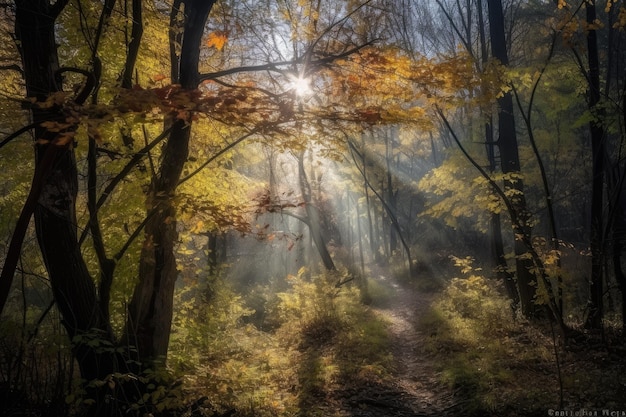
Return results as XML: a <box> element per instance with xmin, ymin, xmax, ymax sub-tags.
<box><xmin>371</xmin><ymin>277</ymin><xmax>459</xmax><ymax>416</ymax></box>
<box><xmin>326</xmin><ymin>274</ymin><xmax>461</xmax><ymax>417</ymax></box>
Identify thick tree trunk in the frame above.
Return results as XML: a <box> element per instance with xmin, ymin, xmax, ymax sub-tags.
<box><xmin>490</xmin><ymin>211</ymin><xmax>520</xmax><ymax>307</ymax></box>
<box><xmin>124</xmin><ymin>0</ymin><xmax>217</xmax><ymax>363</ymax></box>
<box><xmin>477</xmin><ymin>0</ymin><xmax>518</xmax><ymax>308</ymax></box>
<box><xmin>487</xmin><ymin>0</ymin><xmax>537</xmax><ymax>317</ymax></box>
<box><xmin>125</xmin><ymin>182</ymin><xmax>183</xmax><ymax>361</ymax></box>
<box><xmin>15</xmin><ymin>0</ymin><xmax>112</xmax><ymax>361</ymax></box>
<box><xmin>13</xmin><ymin>4</ymin><xmax>127</xmax><ymax>415</ymax></box>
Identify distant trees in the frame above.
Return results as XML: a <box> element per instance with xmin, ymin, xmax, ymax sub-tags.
<box><xmin>404</xmin><ymin>0</ymin><xmax>626</xmax><ymax>330</ymax></box>
<box><xmin>346</xmin><ymin>130</ymin><xmax>416</xmax><ymax>274</ymax></box>
<box><xmin>547</xmin><ymin>0</ymin><xmax>626</xmax><ymax>329</ymax></box>
<box><xmin>297</xmin><ymin>150</ymin><xmax>337</xmax><ymax>271</ymax></box>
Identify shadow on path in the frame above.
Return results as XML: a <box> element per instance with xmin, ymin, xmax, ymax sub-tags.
<box><xmin>294</xmin><ymin>275</ymin><xmax>464</xmax><ymax>417</ymax></box>
<box><xmin>365</xmin><ymin>277</ymin><xmax>462</xmax><ymax>417</ymax></box>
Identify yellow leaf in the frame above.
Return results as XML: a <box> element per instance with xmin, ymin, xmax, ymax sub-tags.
<box><xmin>206</xmin><ymin>31</ymin><xmax>228</xmax><ymax>51</ymax></box>
<box><xmin>191</xmin><ymin>220</ymin><xmax>204</xmax><ymax>233</ymax></box>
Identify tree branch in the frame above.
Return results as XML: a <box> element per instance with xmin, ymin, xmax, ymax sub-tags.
<box><xmin>178</xmin><ymin>127</ymin><xmax>261</xmax><ymax>185</ymax></box>
<box><xmin>435</xmin><ymin>0</ymin><xmax>474</xmax><ymax>59</ymax></box>
<box><xmin>55</xmin><ymin>66</ymin><xmax>96</xmax><ymax>105</ymax></box>
<box><xmin>78</xmin><ymin>126</ymin><xmax>173</xmax><ymax>245</ymax></box>
<box><xmin>113</xmin><ymin>206</ymin><xmax>159</xmax><ymax>262</ymax></box>
<box><xmin>87</xmin><ymin>134</ymin><xmax>115</xmax><ymax>322</ymax></box>
<box><xmin>0</xmin><ymin>122</ymin><xmax>38</xmax><ymax>149</ymax></box>
<box><xmin>198</xmin><ymin>42</ymin><xmax>375</xmax><ymax>83</ymax></box>
<box><xmin>120</xmin><ymin>0</ymin><xmax>143</xmax><ymax>89</ymax></box>
<box><xmin>0</xmin><ymin>144</ymin><xmax>63</xmax><ymax>316</ymax></box>
<box><xmin>0</xmin><ymin>64</ymin><xmax>23</xmax><ymax>76</ymax></box>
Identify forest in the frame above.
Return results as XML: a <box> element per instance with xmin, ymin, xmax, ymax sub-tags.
<box><xmin>1</xmin><ymin>0</ymin><xmax>625</xmax><ymax>416</ymax></box>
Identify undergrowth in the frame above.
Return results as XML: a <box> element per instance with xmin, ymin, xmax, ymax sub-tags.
<box><xmin>419</xmin><ymin>256</ymin><xmax>626</xmax><ymax>416</ymax></box>
<box><xmin>419</xmin><ymin>268</ymin><xmax>556</xmax><ymax>416</ymax></box>
<box><xmin>169</xmin><ymin>269</ymin><xmax>392</xmax><ymax>416</ymax></box>
<box><xmin>0</xmin><ymin>301</ymin><xmax>73</xmax><ymax>416</ymax></box>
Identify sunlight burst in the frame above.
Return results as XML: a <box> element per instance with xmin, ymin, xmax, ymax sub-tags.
<box><xmin>289</xmin><ymin>74</ymin><xmax>312</xmax><ymax>97</ymax></box>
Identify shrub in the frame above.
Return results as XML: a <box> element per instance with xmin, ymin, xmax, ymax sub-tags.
<box><xmin>420</xmin><ymin>264</ymin><xmax>554</xmax><ymax>415</ymax></box>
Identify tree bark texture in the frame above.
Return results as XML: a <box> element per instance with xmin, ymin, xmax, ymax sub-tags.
<box><xmin>11</xmin><ymin>5</ymin><xmax>132</xmax><ymax>416</ymax></box>
<box><xmin>14</xmin><ymin>0</ymin><xmax>116</xmax><ymax>372</ymax></box>
<box><xmin>477</xmin><ymin>0</ymin><xmax>518</xmax><ymax>307</ymax></box>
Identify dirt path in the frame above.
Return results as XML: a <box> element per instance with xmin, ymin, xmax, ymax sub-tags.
<box><xmin>370</xmin><ymin>278</ymin><xmax>459</xmax><ymax>416</ymax></box>
<box><xmin>326</xmin><ymin>276</ymin><xmax>462</xmax><ymax>417</ymax></box>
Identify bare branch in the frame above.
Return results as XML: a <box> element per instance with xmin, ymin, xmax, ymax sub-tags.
<box><xmin>0</xmin><ymin>64</ymin><xmax>23</xmax><ymax>76</ymax></box>
<box><xmin>178</xmin><ymin>127</ymin><xmax>261</xmax><ymax>185</ymax></box>
<box><xmin>56</xmin><ymin>66</ymin><xmax>96</xmax><ymax>104</ymax></box>
<box><xmin>78</xmin><ymin>126</ymin><xmax>173</xmax><ymax>245</ymax></box>
<box><xmin>198</xmin><ymin>41</ymin><xmax>376</xmax><ymax>83</ymax></box>
<box><xmin>0</xmin><ymin>122</ymin><xmax>38</xmax><ymax>150</ymax></box>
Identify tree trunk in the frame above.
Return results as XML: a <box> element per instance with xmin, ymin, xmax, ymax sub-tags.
<box><xmin>385</xmin><ymin>129</ymin><xmax>398</xmax><ymax>253</ymax></box>
<box><xmin>124</xmin><ymin>0</ymin><xmax>217</xmax><ymax>363</ymax></box>
<box><xmin>362</xmin><ymin>133</ymin><xmax>378</xmax><ymax>260</ymax></box>
<box><xmin>355</xmin><ymin>193</ymin><xmax>371</xmax><ymax>303</ymax></box>
<box><xmin>490</xmin><ymin>209</ymin><xmax>519</xmax><ymax>308</ymax></box>
<box><xmin>297</xmin><ymin>151</ymin><xmax>336</xmax><ymax>271</ymax></box>
<box><xmin>477</xmin><ymin>0</ymin><xmax>519</xmax><ymax>309</ymax></box>
<box><xmin>612</xmin><ymin>215</ymin><xmax>626</xmax><ymax>332</ymax></box>
<box><xmin>207</xmin><ymin>232</ymin><xmax>219</xmax><ymax>276</ymax></box>
<box><xmin>12</xmin><ymin>4</ymin><xmax>128</xmax><ymax>415</ymax></box>
<box><xmin>15</xmin><ymin>0</ymin><xmax>112</xmax><ymax>364</ymax></box>
<box><xmin>584</xmin><ymin>0</ymin><xmax>606</xmax><ymax>330</ymax></box>
<box><xmin>487</xmin><ymin>0</ymin><xmax>537</xmax><ymax>317</ymax></box>
<box><xmin>121</xmin><ymin>0</ymin><xmax>143</xmax><ymax>89</ymax></box>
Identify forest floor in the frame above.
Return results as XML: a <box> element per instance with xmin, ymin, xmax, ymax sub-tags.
<box><xmin>372</xmin><ymin>280</ymin><xmax>461</xmax><ymax>416</ymax></box>
<box><xmin>316</xmin><ymin>275</ymin><xmax>462</xmax><ymax>417</ymax></box>
<box><xmin>353</xmin><ymin>279</ymin><xmax>459</xmax><ymax>416</ymax></box>
<box><xmin>6</xmin><ymin>265</ymin><xmax>626</xmax><ymax>417</ymax></box>
<box><xmin>310</xmin><ymin>271</ymin><xmax>626</xmax><ymax>417</ymax></box>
